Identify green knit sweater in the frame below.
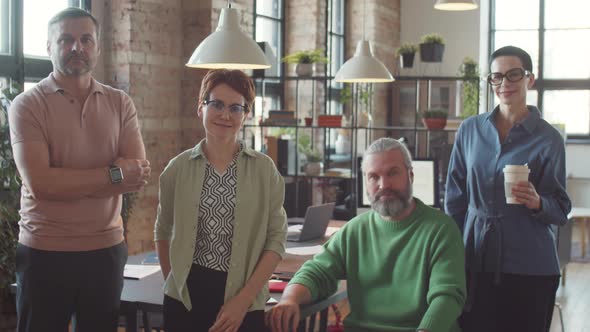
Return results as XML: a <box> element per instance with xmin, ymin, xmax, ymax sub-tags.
<box><xmin>290</xmin><ymin>199</ymin><xmax>466</xmax><ymax>332</ymax></box>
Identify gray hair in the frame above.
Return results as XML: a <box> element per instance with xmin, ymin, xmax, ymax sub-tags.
<box><xmin>48</xmin><ymin>7</ymin><xmax>100</xmax><ymax>40</ymax></box>
<box><xmin>361</xmin><ymin>137</ymin><xmax>412</xmax><ymax>171</ymax></box>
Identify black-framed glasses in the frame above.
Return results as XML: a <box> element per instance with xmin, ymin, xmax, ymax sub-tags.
<box><xmin>203</xmin><ymin>99</ymin><xmax>248</xmax><ymax>116</ymax></box>
<box><xmin>487</xmin><ymin>68</ymin><xmax>531</xmax><ymax>86</ymax></box>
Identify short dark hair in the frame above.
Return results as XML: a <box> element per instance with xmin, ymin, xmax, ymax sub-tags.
<box><xmin>490</xmin><ymin>45</ymin><xmax>533</xmax><ymax>72</ymax></box>
<box><xmin>48</xmin><ymin>7</ymin><xmax>100</xmax><ymax>40</ymax></box>
<box><xmin>199</xmin><ymin>70</ymin><xmax>255</xmax><ymax>112</ymax></box>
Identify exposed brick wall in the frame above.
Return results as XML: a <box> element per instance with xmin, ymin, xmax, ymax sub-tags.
<box><xmin>347</xmin><ymin>0</ymin><xmax>400</xmax><ymax>132</ymax></box>
<box><xmin>96</xmin><ymin>0</ymin><xmax>400</xmax><ymax>254</ymax></box>
<box><xmin>284</xmin><ymin>0</ymin><xmax>327</xmax><ymax>117</ymax></box>
<box><xmin>179</xmin><ymin>0</ymin><xmax>210</xmax><ymax>151</ymax></box>
<box><xmin>100</xmin><ymin>0</ymin><xmax>258</xmax><ymax>254</ymax></box>
<box><xmin>103</xmin><ymin>0</ymin><xmax>186</xmax><ymax>254</ymax></box>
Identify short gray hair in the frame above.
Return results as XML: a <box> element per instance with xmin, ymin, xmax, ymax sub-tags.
<box><xmin>48</xmin><ymin>7</ymin><xmax>100</xmax><ymax>40</ymax></box>
<box><xmin>361</xmin><ymin>137</ymin><xmax>412</xmax><ymax>171</ymax></box>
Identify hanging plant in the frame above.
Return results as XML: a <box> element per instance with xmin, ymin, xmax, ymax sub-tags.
<box><xmin>458</xmin><ymin>57</ymin><xmax>480</xmax><ymax>119</ymax></box>
<box><xmin>396</xmin><ymin>43</ymin><xmax>418</xmax><ymax>68</ymax></box>
<box><xmin>419</xmin><ymin>33</ymin><xmax>445</xmax><ymax>63</ymax></box>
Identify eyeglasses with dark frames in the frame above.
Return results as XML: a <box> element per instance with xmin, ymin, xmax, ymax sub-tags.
<box><xmin>487</xmin><ymin>68</ymin><xmax>531</xmax><ymax>86</ymax></box>
<box><xmin>203</xmin><ymin>99</ymin><xmax>248</xmax><ymax>116</ymax></box>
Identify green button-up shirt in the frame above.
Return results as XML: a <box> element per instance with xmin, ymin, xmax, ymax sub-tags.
<box><xmin>154</xmin><ymin>140</ymin><xmax>287</xmax><ymax>311</ymax></box>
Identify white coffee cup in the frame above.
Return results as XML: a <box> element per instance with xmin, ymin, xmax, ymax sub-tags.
<box><xmin>503</xmin><ymin>164</ymin><xmax>530</xmax><ymax>204</ymax></box>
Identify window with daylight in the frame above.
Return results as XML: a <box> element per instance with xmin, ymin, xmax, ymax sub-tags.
<box><xmin>0</xmin><ymin>0</ymin><xmax>91</xmax><ymax>90</ymax></box>
<box><xmin>490</xmin><ymin>0</ymin><xmax>590</xmax><ymax>140</ymax></box>
<box><xmin>253</xmin><ymin>0</ymin><xmax>284</xmax><ymax>116</ymax></box>
<box><xmin>327</xmin><ymin>0</ymin><xmax>345</xmax><ymax>115</ymax></box>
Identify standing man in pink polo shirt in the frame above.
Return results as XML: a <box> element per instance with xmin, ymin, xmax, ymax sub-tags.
<box><xmin>8</xmin><ymin>7</ymin><xmax>150</xmax><ymax>332</ymax></box>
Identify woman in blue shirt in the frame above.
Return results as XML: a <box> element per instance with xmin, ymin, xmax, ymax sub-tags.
<box><xmin>445</xmin><ymin>46</ymin><xmax>571</xmax><ymax>332</ymax></box>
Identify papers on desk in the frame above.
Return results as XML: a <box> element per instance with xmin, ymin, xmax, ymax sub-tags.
<box><xmin>286</xmin><ymin>245</ymin><xmax>324</xmax><ymax>256</ymax></box>
<box><xmin>124</xmin><ymin>264</ymin><xmax>161</xmax><ymax>280</ymax></box>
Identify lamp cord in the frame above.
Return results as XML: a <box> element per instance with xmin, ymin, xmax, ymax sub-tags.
<box><xmin>362</xmin><ymin>1</ymin><xmax>366</xmax><ymax>40</ymax></box>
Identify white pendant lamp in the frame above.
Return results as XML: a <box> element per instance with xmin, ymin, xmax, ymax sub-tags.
<box><xmin>334</xmin><ymin>2</ymin><xmax>393</xmax><ymax>83</ymax></box>
<box><xmin>186</xmin><ymin>2</ymin><xmax>270</xmax><ymax>69</ymax></box>
<box><xmin>434</xmin><ymin>0</ymin><xmax>478</xmax><ymax>11</ymax></box>
<box><xmin>334</xmin><ymin>40</ymin><xmax>394</xmax><ymax>83</ymax></box>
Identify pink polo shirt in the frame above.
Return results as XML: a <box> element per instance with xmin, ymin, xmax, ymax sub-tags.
<box><xmin>8</xmin><ymin>73</ymin><xmax>142</xmax><ymax>251</ymax></box>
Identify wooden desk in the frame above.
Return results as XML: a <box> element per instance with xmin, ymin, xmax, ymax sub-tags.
<box><xmin>569</xmin><ymin>207</ymin><xmax>590</xmax><ymax>258</ymax></box>
<box><xmin>121</xmin><ymin>221</ymin><xmax>347</xmax><ymax>332</ymax></box>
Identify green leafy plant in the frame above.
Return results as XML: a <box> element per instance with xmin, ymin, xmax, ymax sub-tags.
<box><xmin>269</xmin><ymin>127</ymin><xmax>296</xmax><ymax>139</ymax></box>
<box><xmin>297</xmin><ymin>133</ymin><xmax>322</xmax><ymax>162</ymax></box>
<box><xmin>421</xmin><ymin>33</ymin><xmax>445</xmax><ymax>45</ymax></box>
<box><xmin>458</xmin><ymin>57</ymin><xmax>480</xmax><ymax>118</ymax></box>
<box><xmin>339</xmin><ymin>85</ymin><xmax>352</xmax><ymax>105</ymax></box>
<box><xmin>302</xmin><ymin>148</ymin><xmax>322</xmax><ymax>162</ymax></box>
<box><xmin>281</xmin><ymin>49</ymin><xmax>329</xmax><ymax>64</ymax></box>
<box><xmin>396</xmin><ymin>43</ymin><xmax>418</xmax><ymax>56</ymax></box>
<box><xmin>359</xmin><ymin>84</ymin><xmax>373</xmax><ymax>110</ymax></box>
<box><xmin>0</xmin><ymin>81</ymin><xmax>22</xmax><ymax>290</ymax></box>
<box><xmin>422</xmin><ymin>109</ymin><xmax>448</xmax><ymax>119</ymax></box>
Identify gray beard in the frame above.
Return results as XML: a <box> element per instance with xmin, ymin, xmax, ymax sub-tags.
<box><xmin>370</xmin><ymin>185</ymin><xmax>413</xmax><ymax>218</ymax></box>
<box><xmin>57</xmin><ymin>55</ymin><xmax>91</xmax><ymax>76</ymax></box>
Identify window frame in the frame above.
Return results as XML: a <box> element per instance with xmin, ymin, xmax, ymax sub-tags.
<box><xmin>253</xmin><ymin>0</ymin><xmax>285</xmax><ymax>115</ymax></box>
<box><xmin>489</xmin><ymin>0</ymin><xmax>590</xmax><ymax>141</ymax></box>
<box><xmin>326</xmin><ymin>0</ymin><xmax>346</xmax><ymax>115</ymax></box>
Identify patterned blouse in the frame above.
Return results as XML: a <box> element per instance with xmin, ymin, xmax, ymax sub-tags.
<box><xmin>193</xmin><ymin>145</ymin><xmax>242</xmax><ymax>272</ymax></box>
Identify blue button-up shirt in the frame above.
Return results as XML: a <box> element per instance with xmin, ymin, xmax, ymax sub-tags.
<box><xmin>445</xmin><ymin>106</ymin><xmax>571</xmax><ymax>275</ymax></box>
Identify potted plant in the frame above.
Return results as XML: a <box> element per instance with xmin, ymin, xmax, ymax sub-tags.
<box><xmin>298</xmin><ymin>133</ymin><xmax>323</xmax><ymax>175</ymax></box>
<box><xmin>421</xmin><ymin>109</ymin><xmax>448</xmax><ymax>130</ymax></box>
<box><xmin>396</xmin><ymin>43</ymin><xmax>418</xmax><ymax>68</ymax></box>
<box><xmin>419</xmin><ymin>33</ymin><xmax>445</xmax><ymax>63</ymax></box>
<box><xmin>458</xmin><ymin>57</ymin><xmax>480</xmax><ymax>119</ymax></box>
<box><xmin>281</xmin><ymin>49</ymin><xmax>329</xmax><ymax>77</ymax></box>
<box><xmin>302</xmin><ymin>148</ymin><xmax>323</xmax><ymax>176</ymax></box>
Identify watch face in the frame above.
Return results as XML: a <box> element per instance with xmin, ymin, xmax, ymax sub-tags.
<box><xmin>109</xmin><ymin>167</ymin><xmax>123</xmax><ymax>184</ymax></box>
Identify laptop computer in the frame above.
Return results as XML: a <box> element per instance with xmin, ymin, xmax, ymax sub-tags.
<box><xmin>287</xmin><ymin>203</ymin><xmax>335</xmax><ymax>242</ymax></box>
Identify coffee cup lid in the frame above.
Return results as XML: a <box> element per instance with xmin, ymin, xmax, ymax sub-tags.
<box><xmin>503</xmin><ymin>164</ymin><xmax>530</xmax><ymax>172</ymax></box>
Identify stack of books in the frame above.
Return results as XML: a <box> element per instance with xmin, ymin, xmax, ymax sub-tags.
<box><xmin>265</xmin><ymin>136</ymin><xmax>297</xmax><ymax>176</ymax></box>
<box><xmin>262</xmin><ymin>110</ymin><xmax>298</xmax><ymax>126</ymax></box>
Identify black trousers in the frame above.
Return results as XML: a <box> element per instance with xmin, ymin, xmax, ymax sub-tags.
<box><xmin>461</xmin><ymin>272</ymin><xmax>560</xmax><ymax>332</ymax></box>
<box><xmin>15</xmin><ymin>242</ymin><xmax>127</xmax><ymax>332</ymax></box>
<box><xmin>164</xmin><ymin>264</ymin><xmax>267</xmax><ymax>332</ymax></box>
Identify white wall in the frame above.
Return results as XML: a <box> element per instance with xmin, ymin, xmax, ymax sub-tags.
<box><xmin>566</xmin><ymin>145</ymin><xmax>590</xmax><ymax>179</ymax></box>
<box><xmin>400</xmin><ymin>0</ymin><xmax>480</xmax><ymax>77</ymax></box>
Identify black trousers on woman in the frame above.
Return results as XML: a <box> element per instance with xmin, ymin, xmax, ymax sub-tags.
<box><xmin>164</xmin><ymin>264</ymin><xmax>267</xmax><ymax>332</ymax></box>
<box><xmin>460</xmin><ymin>272</ymin><xmax>560</xmax><ymax>332</ymax></box>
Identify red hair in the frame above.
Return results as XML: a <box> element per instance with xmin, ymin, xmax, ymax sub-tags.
<box><xmin>198</xmin><ymin>69</ymin><xmax>255</xmax><ymax>112</ymax></box>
